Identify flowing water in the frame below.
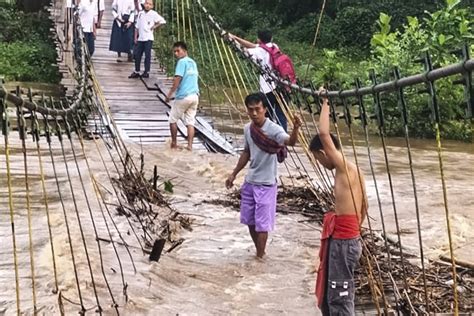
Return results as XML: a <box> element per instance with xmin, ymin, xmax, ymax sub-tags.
<box><xmin>0</xmin><ymin>128</ymin><xmax>472</xmax><ymax>314</ymax></box>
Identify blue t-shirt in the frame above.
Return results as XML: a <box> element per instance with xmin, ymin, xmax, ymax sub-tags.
<box><xmin>175</xmin><ymin>56</ymin><xmax>199</xmax><ymax>100</ymax></box>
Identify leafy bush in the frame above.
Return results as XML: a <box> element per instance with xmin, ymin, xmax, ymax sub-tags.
<box><xmin>0</xmin><ymin>3</ymin><xmax>59</xmax><ymax>83</ymax></box>
<box><xmin>367</xmin><ymin>0</ymin><xmax>473</xmax><ymax>141</ymax></box>
<box><xmin>0</xmin><ymin>41</ymin><xmax>59</xmax><ymax>82</ymax></box>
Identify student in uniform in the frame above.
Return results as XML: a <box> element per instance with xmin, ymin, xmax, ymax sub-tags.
<box><xmin>78</xmin><ymin>0</ymin><xmax>98</xmax><ymax>56</ymax></box>
<box><xmin>109</xmin><ymin>0</ymin><xmax>135</xmax><ymax>62</ymax></box>
<box><xmin>128</xmin><ymin>0</ymin><xmax>166</xmax><ymax>78</ymax></box>
<box><xmin>228</xmin><ymin>30</ymin><xmax>288</xmax><ymax>132</ymax></box>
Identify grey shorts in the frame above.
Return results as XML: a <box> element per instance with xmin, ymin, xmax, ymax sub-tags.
<box><xmin>322</xmin><ymin>237</ymin><xmax>362</xmax><ymax>316</ymax></box>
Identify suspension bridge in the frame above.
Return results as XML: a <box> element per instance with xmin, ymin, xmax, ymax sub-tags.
<box><xmin>0</xmin><ymin>0</ymin><xmax>473</xmax><ymax>314</ymax></box>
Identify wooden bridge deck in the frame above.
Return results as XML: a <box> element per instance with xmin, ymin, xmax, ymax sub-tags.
<box><xmin>92</xmin><ymin>0</ymin><xmax>206</xmax><ymax>149</ymax></box>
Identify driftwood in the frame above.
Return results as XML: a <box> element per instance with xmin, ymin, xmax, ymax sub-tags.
<box><xmin>149</xmin><ymin>239</ymin><xmax>166</xmax><ymax>262</ymax></box>
<box><xmin>439</xmin><ymin>255</ymin><xmax>474</xmax><ymax>271</ymax></box>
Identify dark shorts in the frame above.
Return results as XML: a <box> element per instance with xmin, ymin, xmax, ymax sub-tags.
<box><xmin>322</xmin><ymin>237</ymin><xmax>362</xmax><ymax>316</ymax></box>
<box><xmin>240</xmin><ymin>182</ymin><xmax>277</xmax><ymax>232</ymax></box>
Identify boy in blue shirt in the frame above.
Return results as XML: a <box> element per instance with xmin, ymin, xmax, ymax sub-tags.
<box><xmin>166</xmin><ymin>41</ymin><xmax>200</xmax><ymax>151</ymax></box>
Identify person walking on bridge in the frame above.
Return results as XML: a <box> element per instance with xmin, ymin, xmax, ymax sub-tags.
<box><xmin>226</xmin><ymin>92</ymin><xmax>302</xmax><ymax>259</ymax></box>
<box><xmin>311</xmin><ymin>88</ymin><xmax>367</xmax><ymax>315</ymax></box>
<box><xmin>77</xmin><ymin>0</ymin><xmax>99</xmax><ymax>56</ymax></box>
<box><xmin>166</xmin><ymin>42</ymin><xmax>199</xmax><ymax>151</ymax></box>
<box><xmin>228</xmin><ymin>30</ymin><xmax>288</xmax><ymax>132</ymax></box>
<box><xmin>109</xmin><ymin>0</ymin><xmax>135</xmax><ymax>62</ymax></box>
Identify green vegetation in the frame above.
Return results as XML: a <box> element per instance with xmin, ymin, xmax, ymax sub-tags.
<box><xmin>0</xmin><ymin>3</ymin><xmax>60</xmax><ymax>83</ymax></box>
<box><xmin>367</xmin><ymin>0</ymin><xmax>473</xmax><ymax>140</ymax></box>
<box><xmin>205</xmin><ymin>0</ymin><xmax>473</xmax><ymax>141</ymax></box>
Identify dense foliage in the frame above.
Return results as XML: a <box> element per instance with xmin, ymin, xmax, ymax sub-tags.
<box><xmin>206</xmin><ymin>0</ymin><xmax>473</xmax><ymax>141</ymax></box>
<box><xmin>206</xmin><ymin>0</ymin><xmax>454</xmax><ymax>51</ymax></box>
<box><xmin>0</xmin><ymin>3</ymin><xmax>60</xmax><ymax>83</ymax></box>
<box><xmin>367</xmin><ymin>0</ymin><xmax>473</xmax><ymax>140</ymax></box>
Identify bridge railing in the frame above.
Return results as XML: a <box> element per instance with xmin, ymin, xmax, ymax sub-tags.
<box><xmin>0</xmin><ymin>2</ymin><xmax>192</xmax><ymax>314</ymax></box>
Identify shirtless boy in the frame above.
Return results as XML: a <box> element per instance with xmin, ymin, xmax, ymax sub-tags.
<box><xmin>311</xmin><ymin>89</ymin><xmax>368</xmax><ymax>315</ymax></box>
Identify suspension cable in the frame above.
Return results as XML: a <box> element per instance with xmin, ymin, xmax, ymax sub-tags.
<box><xmin>1</xmin><ymin>91</ymin><xmax>21</xmax><ymax>315</ymax></box>
<box><xmin>19</xmin><ymin>90</ymin><xmax>38</xmax><ymax>313</ymax></box>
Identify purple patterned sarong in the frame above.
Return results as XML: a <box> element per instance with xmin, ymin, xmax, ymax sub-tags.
<box><xmin>240</xmin><ymin>182</ymin><xmax>277</xmax><ymax>232</ymax></box>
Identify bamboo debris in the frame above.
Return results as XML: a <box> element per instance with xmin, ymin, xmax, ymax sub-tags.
<box><xmin>113</xmin><ymin>156</ymin><xmax>193</xmax><ymax>253</ymax></box>
<box><xmin>207</xmin><ymin>185</ymin><xmax>474</xmax><ymax>314</ymax></box>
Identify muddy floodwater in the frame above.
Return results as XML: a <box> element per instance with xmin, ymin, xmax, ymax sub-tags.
<box><xmin>0</xmin><ymin>131</ymin><xmax>472</xmax><ymax>314</ymax></box>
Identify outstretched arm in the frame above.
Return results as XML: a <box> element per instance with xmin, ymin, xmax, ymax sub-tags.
<box><xmin>319</xmin><ymin>89</ymin><xmax>344</xmax><ymax>170</ymax></box>
<box><xmin>228</xmin><ymin>33</ymin><xmax>257</xmax><ymax>49</ymax></box>
<box><xmin>226</xmin><ymin>148</ymin><xmax>250</xmax><ymax>189</ymax></box>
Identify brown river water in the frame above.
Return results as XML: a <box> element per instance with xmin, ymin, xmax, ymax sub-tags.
<box><xmin>0</xmin><ymin>128</ymin><xmax>472</xmax><ymax>314</ymax></box>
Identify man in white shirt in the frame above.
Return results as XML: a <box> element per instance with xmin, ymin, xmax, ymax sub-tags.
<box><xmin>128</xmin><ymin>0</ymin><xmax>166</xmax><ymax>78</ymax></box>
<box><xmin>77</xmin><ymin>0</ymin><xmax>98</xmax><ymax>56</ymax></box>
<box><xmin>229</xmin><ymin>30</ymin><xmax>288</xmax><ymax>131</ymax></box>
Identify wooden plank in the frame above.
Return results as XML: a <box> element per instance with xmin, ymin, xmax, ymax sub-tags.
<box><xmin>122</xmin><ymin>127</ymin><xmax>170</xmax><ymax>131</ymax></box>
<box><xmin>89</xmin><ymin>3</ymin><xmax>220</xmax><ymax>149</ymax></box>
<box><xmin>126</xmin><ymin>131</ymin><xmax>171</xmax><ymax>137</ymax></box>
<box><xmin>195</xmin><ymin>116</ymin><xmax>236</xmax><ymax>155</ymax></box>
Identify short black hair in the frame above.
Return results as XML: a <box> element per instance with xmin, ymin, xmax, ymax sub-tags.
<box><xmin>173</xmin><ymin>41</ymin><xmax>188</xmax><ymax>51</ymax></box>
<box><xmin>257</xmin><ymin>30</ymin><xmax>272</xmax><ymax>44</ymax></box>
<box><xmin>310</xmin><ymin>133</ymin><xmax>341</xmax><ymax>151</ymax></box>
<box><xmin>244</xmin><ymin>92</ymin><xmax>268</xmax><ymax>108</ymax></box>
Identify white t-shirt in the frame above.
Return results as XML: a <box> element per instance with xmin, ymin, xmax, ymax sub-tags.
<box><xmin>78</xmin><ymin>0</ymin><xmax>97</xmax><ymax>33</ymax></box>
<box><xmin>248</xmin><ymin>43</ymin><xmax>278</xmax><ymax>94</ymax></box>
<box><xmin>136</xmin><ymin>10</ymin><xmax>166</xmax><ymax>42</ymax></box>
<box><xmin>112</xmin><ymin>0</ymin><xmax>135</xmax><ymax>23</ymax></box>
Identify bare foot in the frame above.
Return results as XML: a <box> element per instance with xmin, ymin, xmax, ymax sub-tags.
<box><xmin>255</xmin><ymin>255</ymin><xmax>266</xmax><ymax>262</ymax></box>
<box><xmin>186</xmin><ymin>146</ymin><xmax>192</xmax><ymax>151</ymax></box>
<box><xmin>170</xmin><ymin>143</ymin><xmax>178</xmax><ymax>149</ymax></box>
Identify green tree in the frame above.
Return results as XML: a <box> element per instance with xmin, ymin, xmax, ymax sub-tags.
<box><xmin>369</xmin><ymin>0</ymin><xmax>473</xmax><ymax>140</ymax></box>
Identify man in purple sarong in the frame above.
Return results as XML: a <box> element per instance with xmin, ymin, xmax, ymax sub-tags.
<box><xmin>225</xmin><ymin>92</ymin><xmax>302</xmax><ymax>259</ymax></box>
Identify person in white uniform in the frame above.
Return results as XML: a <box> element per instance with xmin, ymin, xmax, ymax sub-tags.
<box><xmin>128</xmin><ymin>0</ymin><xmax>166</xmax><ymax>78</ymax></box>
<box><xmin>109</xmin><ymin>0</ymin><xmax>135</xmax><ymax>62</ymax></box>
<box><xmin>77</xmin><ymin>0</ymin><xmax>98</xmax><ymax>56</ymax></box>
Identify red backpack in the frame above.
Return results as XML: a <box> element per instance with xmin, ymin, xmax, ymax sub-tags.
<box><xmin>259</xmin><ymin>44</ymin><xmax>297</xmax><ymax>85</ymax></box>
